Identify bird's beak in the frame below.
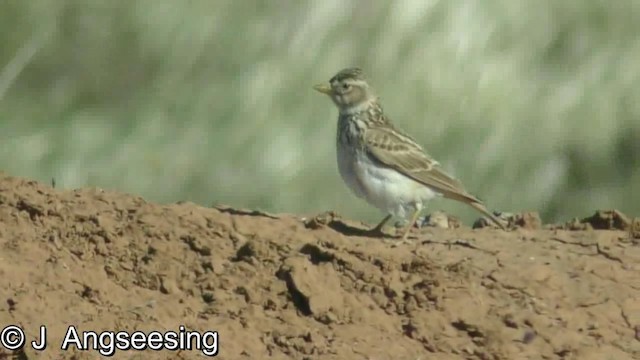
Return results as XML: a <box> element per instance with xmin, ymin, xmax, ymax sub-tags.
<box><xmin>313</xmin><ymin>83</ymin><xmax>333</xmax><ymax>95</ymax></box>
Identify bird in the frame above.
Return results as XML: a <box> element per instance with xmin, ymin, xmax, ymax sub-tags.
<box><xmin>313</xmin><ymin>67</ymin><xmax>506</xmax><ymax>244</ymax></box>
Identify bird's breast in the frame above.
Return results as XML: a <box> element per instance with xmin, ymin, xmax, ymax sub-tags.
<box><xmin>336</xmin><ymin>138</ymin><xmax>366</xmax><ymax>199</ymax></box>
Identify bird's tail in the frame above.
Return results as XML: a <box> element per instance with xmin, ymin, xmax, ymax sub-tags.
<box><xmin>467</xmin><ymin>201</ymin><xmax>507</xmax><ymax>230</ymax></box>
<box><xmin>441</xmin><ymin>190</ymin><xmax>507</xmax><ymax>230</ymax></box>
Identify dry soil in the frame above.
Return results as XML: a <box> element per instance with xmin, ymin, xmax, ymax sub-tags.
<box><xmin>0</xmin><ymin>173</ymin><xmax>639</xmax><ymax>359</ymax></box>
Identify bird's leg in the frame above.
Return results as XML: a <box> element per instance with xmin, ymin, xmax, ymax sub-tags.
<box><xmin>392</xmin><ymin>209</ymin><xmax>422</xmax><ymax>247</ymax></box>
<box><xmin>368</xmin><ymin>214</ymin><xmax>392</xmax><ymax>237</ymax></box>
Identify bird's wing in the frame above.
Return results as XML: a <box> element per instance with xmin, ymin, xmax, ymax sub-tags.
<box><xmin>364</xmin><ymin>124</ymin><xmax>480</xmax><ymax>203</ymax></box>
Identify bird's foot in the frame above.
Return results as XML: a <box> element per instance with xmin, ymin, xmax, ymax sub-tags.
<box><xmin>389</xmin><ymin>238</ymin><xmax>414</xmax><ymax>248</ymax></box>
<box><xmin>389</xmin><ymin>220</ymin><xmax>417</xmax><ymax>247</ymax></box>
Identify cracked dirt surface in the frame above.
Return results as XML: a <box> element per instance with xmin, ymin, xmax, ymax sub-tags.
<box><xmin>0</xmin><ymin>173</ymin><xmax>639</xmax><ymax>359</ymax></box>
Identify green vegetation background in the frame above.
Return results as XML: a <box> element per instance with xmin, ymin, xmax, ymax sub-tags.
<box><xmin>1</xmin><ymin>1</ymin><xmax>639</xmax><ymax>225</ymax></box>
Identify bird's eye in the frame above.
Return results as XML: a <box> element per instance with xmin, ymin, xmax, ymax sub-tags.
<box><xmin>342</xmin><ymin>83</ymin><xmax>351</xmax><ymax>90</ymax></box>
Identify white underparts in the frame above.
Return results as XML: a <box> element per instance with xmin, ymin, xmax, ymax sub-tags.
<box><xmin>336</xmin><ymin>140</ymin><xmax>439</xmax><ymax>219</ymax></box>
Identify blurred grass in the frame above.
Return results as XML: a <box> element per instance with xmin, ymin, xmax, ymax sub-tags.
<box><xmin>1</xmin><ymin>0</ymin><xmax>639</xmax><ymax>224</ymax></box>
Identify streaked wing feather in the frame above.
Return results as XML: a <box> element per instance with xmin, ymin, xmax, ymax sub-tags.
<box><xmin>364</xmin><ymin>125</ymin><xmax>479</xmax><ymax>203</ymax></box>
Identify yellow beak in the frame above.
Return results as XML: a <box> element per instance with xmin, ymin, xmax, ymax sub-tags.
<box><xmin>313</xmin><ymin>83</ymin><xmax>333</xmax><ymax>95</ymax></box>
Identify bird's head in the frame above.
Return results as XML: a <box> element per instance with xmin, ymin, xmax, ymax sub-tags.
<box><xmin>313</xmin><ymin>68</ymin><xmax>376</xmax><ymax>113</ymax></box>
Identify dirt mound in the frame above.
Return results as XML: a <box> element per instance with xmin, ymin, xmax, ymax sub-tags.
<box><xmin>0</xmin><ymin>173</ymin><xmax>639</xmax><ymax>359</ymax></box>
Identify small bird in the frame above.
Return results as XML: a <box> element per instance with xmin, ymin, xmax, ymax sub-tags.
<box><xmin>313</xmin><ymin>68</ymin><xmax>506</xmax><ymax>243</ymax></box>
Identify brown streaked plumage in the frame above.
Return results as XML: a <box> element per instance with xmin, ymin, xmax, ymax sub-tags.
<box><xmin>313</xmin><ymin>68</ymin><xmax>506</xmax><ymax>244</ymax></box>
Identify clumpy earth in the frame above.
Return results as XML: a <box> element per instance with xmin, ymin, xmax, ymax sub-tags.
<box><xmin>0</xmin><ymin>173</ymin><xmax>639</xmax><ymax>359</ymax></box>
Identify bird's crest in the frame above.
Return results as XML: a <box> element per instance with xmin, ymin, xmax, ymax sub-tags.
<box><xmin>331</xmin><ymin>68</ymin><xmax>365</xmax><ymax>83</ymax></box>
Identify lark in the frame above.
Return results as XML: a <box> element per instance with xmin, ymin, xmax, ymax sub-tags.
<box><xmin>313</xmin><ymin>68</ymin><xmax>506</xmax><ymax>243</ymax></box>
